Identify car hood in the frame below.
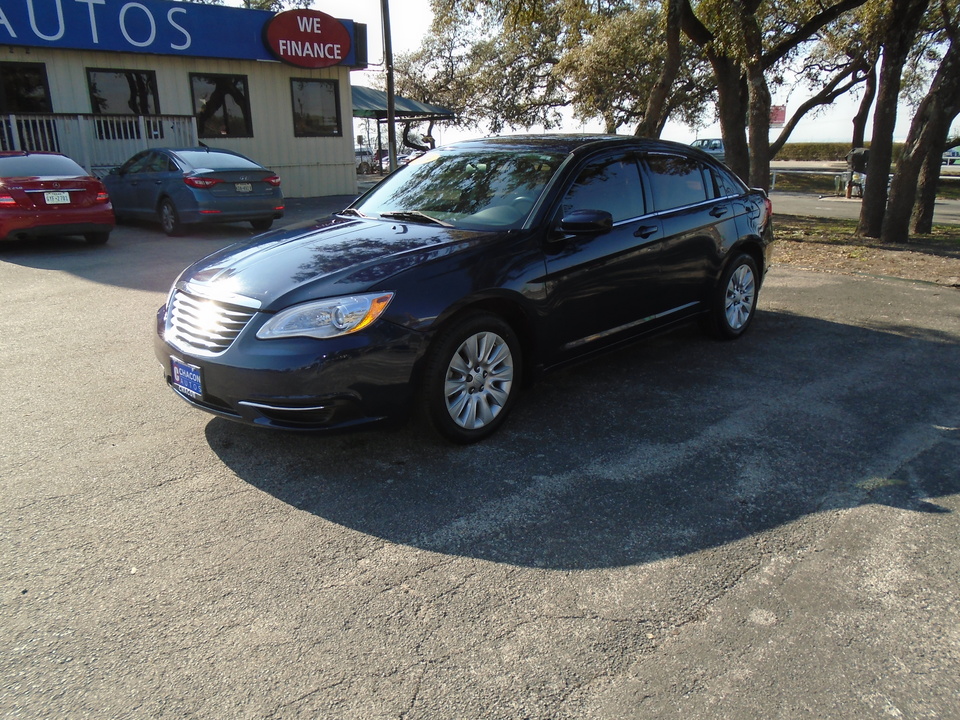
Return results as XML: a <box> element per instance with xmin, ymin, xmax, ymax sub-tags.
<box><xmin>177</xmin><ymin>215</ymin><xmax>493</xmax><ymax>310</ymax></box>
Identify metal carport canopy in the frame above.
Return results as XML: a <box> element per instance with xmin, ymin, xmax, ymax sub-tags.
<box><xmin>351</xmin><ymin>85</ymin><xmax>456</xmax><ymax>122</ymax></box>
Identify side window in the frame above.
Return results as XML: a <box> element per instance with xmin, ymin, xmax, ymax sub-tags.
<box><xmin>144</xmin><ymin>153</ymin><xmax>172</xmax><ymax>172</ymax></box>
<box><xmin>291</xmin><ymin>79</ymin><xmax>342</xmax><ymax>137</ymax></box>
<box><xmin>646</xmin><ymin>155</ymin><xmax>709</xmax><ymax>211</ymax></box>
<box><xmin>191</xmin><ymin>73</ymin><xmax>253</xmax><ymax>138</ymax></box>
<box><xmin>561</xmin><ymin>156</ymin><xmax>645</xmax><ymax>222</ymax></box>
<box><xmin>712</xmin><ymin>166</ymin><xmax>745</xmax><ymax>198</ymax></box>
<box><xmin>121</xmin><ymin>151</ymin><xmax>153</xmax><ymax>174</ymax></box>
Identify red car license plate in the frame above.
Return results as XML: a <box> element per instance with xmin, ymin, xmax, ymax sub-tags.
<box><xmin>44</xmin><ymin>191</ymin><xmax>70</xmax><ymax>204</ymax></box>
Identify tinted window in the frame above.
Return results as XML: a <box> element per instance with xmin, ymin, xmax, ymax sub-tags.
<box><xmin>291</xmin><ymin>79</ymin><xmax>342</xmax><ymax>137</ymax></box>
<box><xmin>191</xmin><ymin>74</ymin><xmax>253</xmax><ymax>138</ymax></box>
<box><xmin>0</xmin><ymin>62</ymin><xmax>52</xmax><ymax>113</ymax></box>
<box><xmin>712</xmin><ymin>166</ymin><xmax>746</xmax><ymax>197</ymax></box>
<box><xmin>561</xmin><ymin>157</ymin><xmax>645</xmax><ymax>222</ymax></box>
<box><xmin>0</xmin><ymin>154</ymin><xmax>85</xmax><ymax>177</ymax></box>
<box><xmin>646</xmin><ymin>155</ymin><xmax>709</xmax><ymax>211</ymax></box>
<box><xmin>87</xmin><ymin>69</ymin><xmax>160</xmax><ymax>114</ymax></box>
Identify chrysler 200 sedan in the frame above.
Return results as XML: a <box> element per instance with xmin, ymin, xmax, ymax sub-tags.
<box><xmin>155</xmin><ymin>135</ymin><xmax>774</xmax><ymax>443</ymax></box>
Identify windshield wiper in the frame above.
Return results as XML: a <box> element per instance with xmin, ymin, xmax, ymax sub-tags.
<box><xmin>379</xmin><ymin>210</ymin><xmax>451</xmax><ymax>227</ymax></box>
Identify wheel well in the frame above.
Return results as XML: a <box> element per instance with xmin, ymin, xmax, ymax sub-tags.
<box><xmin>425</xmin><ymin>298</ymin><xmax>537</xmax><ymax>385</ymax></box>
<box><xmin>727</xmin><ymin>240</ymin><xmax>766</xmax><ymax>279</ymax></box>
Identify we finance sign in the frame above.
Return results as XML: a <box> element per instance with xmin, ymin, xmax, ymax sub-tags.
<box><xmin>264</xmin><ymin>9</ymin><xmax>351</xmax><ymax>69</ymax></box>
<box><xmin>0</xmin><ymin>0</ymin><xmax>364</xmax><ymax>67</ymax></box>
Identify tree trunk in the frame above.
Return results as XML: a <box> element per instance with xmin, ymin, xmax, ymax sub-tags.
<box><xmin>913</xmin><ymin>144</ymin><xmax>944</xmax><ymax>233</ymax></box>
<box><xmin>635</xmin><ymin>0</ymin><xmax>682</xmax><ymax>138</ymax></box>
<box><xmin>857</xmin><ymin>0</ymin><xmax>930</xmax><ymax>238</ymax></box>
<box><xmin>884</xmin><ymin>38</ymin><xmax>960</xmax><ymax>241</ymax></box>
<box><xmin>712</xmin><ymin>55</ymin><xmax>750</xmax><ymax>182</ymax></box>
<box><xmin>852</xmin><ymin>60</ymin><xmax>877</xmax><ymax>148</ymax></box>
<box><xmin>747</xmin><ymin>63</ymin><xmax>772</xmax><ymax>189</ymax></box>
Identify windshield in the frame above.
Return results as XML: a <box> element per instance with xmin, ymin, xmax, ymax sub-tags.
<box><xmin>352</xmin><ymin>148</ymin><xmax>565</xmax><ymax>230</ymax></box>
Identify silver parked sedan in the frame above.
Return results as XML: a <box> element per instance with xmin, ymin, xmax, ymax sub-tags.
<box><xmin>103</xmin><ymin>147</ymin><xmax>284</xmax><ymax>236</ymax></box>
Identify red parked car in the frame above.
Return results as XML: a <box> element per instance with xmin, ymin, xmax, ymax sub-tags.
<box><xmin>0</xmin><ymin>151</ymin><xmax>115</xmax><ymax>245</ymax></box>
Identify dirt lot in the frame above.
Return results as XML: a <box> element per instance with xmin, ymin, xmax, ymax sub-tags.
<box><xmin>775</xmin><ymin>214</ymin><xmax>960</xmax><ymax>288</ymax></box>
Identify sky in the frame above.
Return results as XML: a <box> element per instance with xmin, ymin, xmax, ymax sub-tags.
<box><xmin>330</xmin><ymin>0</ymin><xmax>915</xmax><ymax>147</ymax></box>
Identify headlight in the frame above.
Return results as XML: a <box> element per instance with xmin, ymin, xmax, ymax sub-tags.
<box><xmin>256</xmin><ymin>293</ymin><xmax>394</xmax><ymax>340</ymax></box>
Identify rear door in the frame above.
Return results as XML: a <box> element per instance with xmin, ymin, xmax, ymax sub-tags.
<box><xmin>643</xmin><ymin>153</ymin><xmax>741</xmax><ymax>314</ymax></box>
<box><xmin>132</xmin><ymin>151</ymin><xmax>178</xmax><ymax>215</ymax></box>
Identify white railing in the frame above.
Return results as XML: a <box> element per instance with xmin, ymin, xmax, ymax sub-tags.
<box><xmin>0</xmin><ymin>113</ymin><xmax>198</xmax><ymax>177</ymax></box>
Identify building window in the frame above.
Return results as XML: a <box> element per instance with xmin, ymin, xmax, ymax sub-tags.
<box><xmin>291</xmin><ymin>79</ymin><xmax>341</xmax><ymax>137</ymax></box>
<box><xmin>0</xmin><ymin>63</ymin><xmax>56</xmax><ymax>152</ymax></box>
<box><xmin>191</xmin><ymin>74</ymin><xmax>253</xmax><ymax>138</ymax></box>
<box><xmin>87</xmin><ymin>69</ymin><xmax>160</xmax><ymax>115</ymax></box>
<box><xmin>0</xmin><ymin>62</ymin><xmax>53</xmax><ymax>113</ymax></box>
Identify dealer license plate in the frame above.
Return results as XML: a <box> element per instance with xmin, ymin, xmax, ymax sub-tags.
<box><xmin>235</xmin><ymin>182</ymin><xmax>253</xmax><ymax>193</ymax></box>
<box><xmin>44</xmin><ymin>191</ymin><xmax>70</xmax><ymax>204</ymax></box>
<box><xmin>171</xmin><ymin>357</ymin><xmax>203</xmax><ymax>399</ymax></box>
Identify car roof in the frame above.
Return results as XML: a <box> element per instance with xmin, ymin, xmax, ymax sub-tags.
<box><xmin>436</xmin><ymin>134</ymin><xmax>704</xmax><ymax>159</ymax></box>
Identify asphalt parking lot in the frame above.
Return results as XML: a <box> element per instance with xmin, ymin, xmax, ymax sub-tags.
<box><xmin>2</xmin><ymin>205</ymin><xmax>959</xmax><ymax>719</ymax></box>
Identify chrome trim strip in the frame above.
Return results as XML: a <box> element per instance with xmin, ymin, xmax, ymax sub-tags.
<box><xmin>180</xmin><ymin>281</ymin><xmax>262</xmax><ymax>310</ymax></box>
<box><xmin>238</xmin><ymin>401</ymin><xmax>331</xmax><ymax>412</ymax></box>
<box><xmin>563</xmin><ymin>301</ymin><xmax>700</xmax><ymax>350</ymax></box>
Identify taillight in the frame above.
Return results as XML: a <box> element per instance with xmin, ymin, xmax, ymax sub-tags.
<box><xmin>264</xmin><ymin>175</ymin><xmax>281</xmax><ymax>187</ymax></box>
<box><xmin>96</xmin><ymin>191</ymin><xmax>110</xmax><ymax>203</ymax></box>
<box><xmin>184</xmin><ymin>176</ymin><xmax>222</xmax><ymax>189</ymax></box>
<box><xmin>0</xmin><ymin>194</ymin><xmax>16</xmax><ymax>206</ymax></box>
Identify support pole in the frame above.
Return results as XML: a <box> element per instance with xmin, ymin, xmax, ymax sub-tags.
<box><xmin>381</xmin><ymin>0</ymin><xmax>397</xmax><ymax>173</ymax></box>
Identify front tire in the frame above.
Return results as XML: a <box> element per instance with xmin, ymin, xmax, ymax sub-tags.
<box><xmin>158</xmin><ymin>198</ymin><xmax>183</xmax><ymax>236</ymax></box>
<box><xmin>420</xmin><ymin>312</ymin><xmax>522</xmax><ymax>443</ymax></box>
<box><xmin>706</xmin><ymin>253</ymin><xmax>759</xmax><ymax>339</ymax></box>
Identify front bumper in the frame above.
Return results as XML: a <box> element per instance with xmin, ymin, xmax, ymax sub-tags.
<box><xmin>154</xmin><ymin>305</ymin><xmax>429</xmax><ymax>431</ymax></box>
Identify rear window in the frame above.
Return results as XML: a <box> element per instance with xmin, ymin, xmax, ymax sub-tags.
<box><xmin>174</xmin><ymin>151</ymin><xmax>263</xmax><ymax>171</ymax></box>
<box><xmin>0</xmin><ymin>154</ymin><xmax>86</xmax><ymax>177</ymax></box>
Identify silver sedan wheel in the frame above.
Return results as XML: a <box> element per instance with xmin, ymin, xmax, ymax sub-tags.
<box><xmin>724</xmin><ymin>263</ymin><xmax>756</xmax><ymax>331</ymax></box>
<box><xmin>443</xmin><ymin>330</ymin><xmax>515</xmax><ymax>430</ymax></box>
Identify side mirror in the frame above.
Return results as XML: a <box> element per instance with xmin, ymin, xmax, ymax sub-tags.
<box><xmin>559</xmin><ymin>209</ymin><xmax>613</xmax><ymax>235</ymax></box>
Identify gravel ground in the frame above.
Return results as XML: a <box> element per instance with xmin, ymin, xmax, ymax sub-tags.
<box><xmin>774</xmin><ymin>215</ymin><xmax>960</xmax><ymax>288</ymax></box>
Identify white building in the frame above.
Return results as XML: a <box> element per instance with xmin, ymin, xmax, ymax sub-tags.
<box><xmin>0</xmin><ymin>0</ymin><xmax>368</xmax><ymax>197</ymax></box>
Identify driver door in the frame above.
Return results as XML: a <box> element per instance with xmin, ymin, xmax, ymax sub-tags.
<box><xmin>542</xmin><ymin>152</ymin><xmax>665</xmax><ymax>360</ymax></box>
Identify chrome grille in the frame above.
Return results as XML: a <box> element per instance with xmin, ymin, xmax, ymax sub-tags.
<box><xmin>167</xmin><ymin>290</ymin><xmax>257</xmax><ymax>356</ymax></box>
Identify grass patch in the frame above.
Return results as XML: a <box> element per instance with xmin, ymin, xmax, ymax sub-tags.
<box><xmin>776</xmin><ymin>214</ymin><xmax>960</xmax><ymax>254</ymax></box>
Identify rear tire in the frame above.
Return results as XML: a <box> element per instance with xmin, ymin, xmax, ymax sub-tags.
<box><xmin>159</xmin><ymin>198</ymin><xmax>183</xmax><ymax>236</ymax></box>
<box><xmin>419</xmin><ymin>312</ymin><xmax>522</xmax><ymax>444</ymax></box>
<box><xmin>705</xmin><ymin>253</ymin><xmax>759</xmax><ymax>339</ymax></box>
<box><xmin>250</xmin><ymin>218</ymin><xmax>274</xmax><ymax>231</ymax></box>
<box><xmin>84</xmin><ymin>232</ymin><xmax>109</xmax><ymax>245</ymax></box>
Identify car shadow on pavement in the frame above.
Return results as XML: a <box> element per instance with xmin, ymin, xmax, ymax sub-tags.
<box><xmin>205</xmin><ymin>310</ymin><xmax>960</xmax><ymax>570</ymax></box>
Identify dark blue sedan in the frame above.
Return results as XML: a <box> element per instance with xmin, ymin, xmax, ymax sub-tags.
<box><xmin>155</xmin><ymin>135</ymin><xmax>773</xmax><ymax>443</ymax></box>
<box><xmin>104</xmin><ymin>147</ymin><xmax>284</xmax><ymax>235</ymax></box>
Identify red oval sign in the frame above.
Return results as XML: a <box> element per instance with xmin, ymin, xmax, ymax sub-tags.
<box><xmin>264</xmin><ymin>10</ymin><xmax>352</xmax><ymax>69</ymax></box>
